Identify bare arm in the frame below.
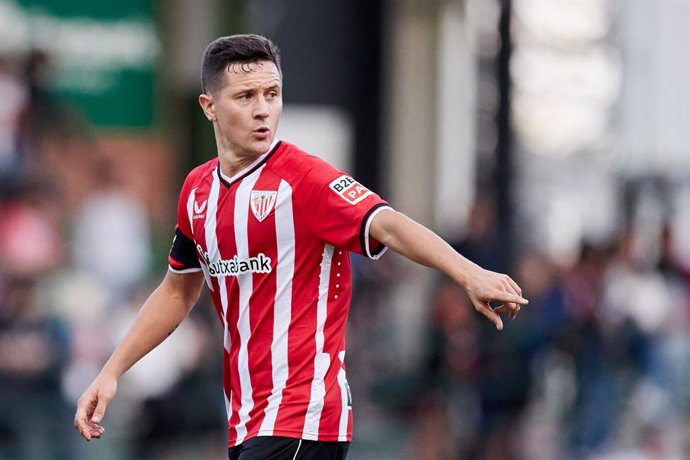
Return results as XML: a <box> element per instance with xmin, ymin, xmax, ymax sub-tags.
<box><xmin>74</xmin><ymin>270</ymin><xmax>205</xmax><ymax>441</ymax></box>
<box><xmin>369</xmin><ymin>208</ymin><xmax>527</xmax><ymax>330</ymax></box>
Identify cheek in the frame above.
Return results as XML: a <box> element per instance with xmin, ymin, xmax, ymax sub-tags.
<box><xmin>218</xmin><ymin>106</ymin><xmax>245</xmax><ymax>125</ymax></box>
<box><xmin>271</xmin><ymin>103</ymin><xmax>283</xmax><ymax>120</ymax></box>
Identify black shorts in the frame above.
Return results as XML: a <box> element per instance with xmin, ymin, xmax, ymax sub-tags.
<box><xmin>228</xmin><ymin>436</ymin><xmax>349</xmax><ymax>460</ymax></box>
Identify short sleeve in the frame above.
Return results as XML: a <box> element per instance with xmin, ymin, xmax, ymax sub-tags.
<box><xmin>296</xmin><ymin>164</ymin><xmax>392</xmax><ymax>259</ymax></box>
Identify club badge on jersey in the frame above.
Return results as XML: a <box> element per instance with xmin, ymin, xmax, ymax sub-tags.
<box><xmin>250</xmin><ymin>190</ymin><xmax>278</xmax><ymax>222</ymax></box>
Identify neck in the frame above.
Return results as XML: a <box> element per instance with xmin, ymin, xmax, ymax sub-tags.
<box><xmin>216</xmin><ymin>138</ymin><xmax>278</xmax><ymax>178</ymax></box>
<box><xmin>214</xmin><ymin>129</ymin><xmax>260</xmax><ymax>177</ymax></box>
<box><xmin>219</xmin><ymin>153</ymin><xmax>258</xmax><ymax>178</ymax></box>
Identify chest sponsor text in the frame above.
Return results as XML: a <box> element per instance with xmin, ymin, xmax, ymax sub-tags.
<box><xmin>197</xmin><ymin>244</ymin><xmax>272</xmax><ymax>277</ymax></box>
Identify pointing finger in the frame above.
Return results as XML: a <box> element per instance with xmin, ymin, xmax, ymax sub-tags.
<box><xmin>494</xmin><ymin>292</ymin><xmax>528</xmax><ymax>306</ymax></box>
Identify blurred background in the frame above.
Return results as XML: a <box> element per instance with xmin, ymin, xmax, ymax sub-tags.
<box><xmin>0</xmin><ymin>0</ymin><xmax>688</xmax><ymax>458</ymax></box>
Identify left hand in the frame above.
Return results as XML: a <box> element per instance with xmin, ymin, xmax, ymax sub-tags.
<box><xmin>462</xmin><ymin>266</ymin><xmax>528</xmax><ymax>331</ymax></box>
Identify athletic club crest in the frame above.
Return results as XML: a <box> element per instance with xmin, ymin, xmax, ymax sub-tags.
<box><xmin>250</xmin><ymin>190</ymin><xmax>277</xmax><ymax>222</ymax></box>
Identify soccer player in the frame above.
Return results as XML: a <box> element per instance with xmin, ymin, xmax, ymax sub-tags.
<box><xmin>74</xmin><ymin>34</ymin><xmax>528</xmax><ymax>460</ymax></box>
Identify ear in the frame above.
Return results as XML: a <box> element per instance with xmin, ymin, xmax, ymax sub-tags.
<box><xmin>199</xmin><ymin>93</ymin><xmax>217</xmax><ymax>122</ymax></box>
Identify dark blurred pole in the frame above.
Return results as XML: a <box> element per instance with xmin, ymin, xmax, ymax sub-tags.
<box><xmin>494</xmin><ymin>0</ymin><xmax>514</xmax><ymax>272</ymax></box>
<box><xmin>246</xmin><ymin>0</ymin><xmax>384</xmax><ymax>192</ymax></box>
<box><xmin>349</xmin><ymin>0</ymin><xmax>384</xmax><ymax>192</ymax></box>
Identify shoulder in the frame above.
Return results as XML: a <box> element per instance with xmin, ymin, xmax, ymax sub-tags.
<box><xmin>268</xmin><ymin>141</ymin><xmax>344</xmax><ymax>185</ymax></box>
<box><xmin>186</xmin><ymin>157</ymin><xmax>218</xmax><ymax>183</ymax></box>
<box><xmin>180</xmin><ymin>157</ymin><xmax>218</xmax><ymax>194</ymax></box>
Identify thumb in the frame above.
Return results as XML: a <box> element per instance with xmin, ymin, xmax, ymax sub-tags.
<box><xmin>475</xmin><ymin>301</ymin><xmax>504</xmax><ymax>331</ymax></box>
<box><xmin>91</xmin><ymin>397</ymin><xmax>108</xmax><ymax>424</ymax></box>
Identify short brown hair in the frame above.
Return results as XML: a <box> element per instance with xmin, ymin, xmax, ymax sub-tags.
<box><xmin>201</xmin><ymin>34</ymin><xmax>282</xmax><ymax>94</ymax></box>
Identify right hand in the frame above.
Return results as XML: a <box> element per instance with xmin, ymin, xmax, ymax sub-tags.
<box><xmin>74</xmin><ymin>373</ymin><xmax>118</xmax><ymax>441</ymax></box>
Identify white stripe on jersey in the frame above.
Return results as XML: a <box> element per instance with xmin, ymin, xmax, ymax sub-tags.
<box><xmin>233</xmin><ymin>167</ymin><xmax>264</xmax><ymax>443</ymax></box>
<box><xmin>337</xmin><ymin>350</ymin><xmax>350</xmax><ymax>441</ymax></box>
<box><xmin>186</xmin><ymin>188</ymin><xmax>196</xmax><ymax>236</ymax></box>
<box><xmin>203</xmin><ymin>174</ymin><xmax>232</xmax><ymax>421</ymax></box>
<box><xmin>302</xmin><ymin>244</ymin><xmax>334</xmax><ymax>440</ymax></box>
<box><xmin>204</xmin><ymin>174</ymin><xmax>226</xmax><ymax>347</ymax></box>
<box><xmin>224</xmin><ymin>391</ymin><xmax>232</xmax><ymax>423</ymax></box>
<box><xmin>259</xmin><ymin>179</ymin><xmax>295</xmax><ymax>435</ymax></box>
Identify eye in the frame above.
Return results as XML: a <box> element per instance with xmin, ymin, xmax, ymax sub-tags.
<box><xmin>238</xmin><ymin>93</ymin><xmax>252</xmax><ymax>101</ymax></box>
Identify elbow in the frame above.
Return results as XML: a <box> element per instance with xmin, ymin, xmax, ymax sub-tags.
<box><xmin>160</xmin><ymin>273</ymin><xmax>204</xmax><ymax>313</ymax></box>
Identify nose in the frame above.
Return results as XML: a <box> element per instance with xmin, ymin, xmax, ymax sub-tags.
<box><xmin>253</xmin><ymin>96</ymin><xmax>270</xmax><ymax>119</ymax></box>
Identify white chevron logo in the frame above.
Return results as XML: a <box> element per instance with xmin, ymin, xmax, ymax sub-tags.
<box><xmin>194</xmin><ymin>199</ymin><xmax>207</xmax><ymax>215</ymax></box>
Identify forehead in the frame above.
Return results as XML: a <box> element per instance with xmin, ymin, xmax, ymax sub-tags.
<box><xmin>222</xmin><ymin>60</ymin><xmax>281</xmax><ymax>89</ymax></box>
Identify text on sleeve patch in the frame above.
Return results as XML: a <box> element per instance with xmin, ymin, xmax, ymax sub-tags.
<box><xmin>329</xmin><ymin>175</ymin><xmax>373</xmax><ymax>205</ymax></box>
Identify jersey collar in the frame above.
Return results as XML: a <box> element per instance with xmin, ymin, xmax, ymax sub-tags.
<box><xmin>217</xmin><ymin>139</ymin><xmax>282</xmax><ymax>188</ymax></box>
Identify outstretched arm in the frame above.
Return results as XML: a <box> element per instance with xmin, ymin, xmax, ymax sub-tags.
<box><xmin>369</xmin><ymin>208</ymin><xmax>527</xmax><ymax>330</ymax></box>
<box><xmin>74</xmin><ymin>270</ymin><xmax>205</xmax><ymax>441</ymax></box>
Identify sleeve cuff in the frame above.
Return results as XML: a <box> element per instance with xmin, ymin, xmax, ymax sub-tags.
<box><xmin>168</xmin><ymin>265</ymin><xmax>202</xmax><ymax>274</ymax></box>
<box><xmin>361</xmin><ymin>204</ymin><xmax>393</xmax><ymax>260</ymax></box>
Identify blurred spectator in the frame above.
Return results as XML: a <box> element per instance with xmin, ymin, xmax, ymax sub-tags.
<box><xmin>657</xmin><ymin>224</ymin><xmax>690</xmax><ymax>454</ymax></box>
<box><xmin>409</xmin><ymin>277</ymin><xmax>481</xmax><ymax>460</ymax></box>
<box><xmin>0</xmin><ymin>179</ymin><xmax>63</xmax><ymax>279</ymax></box>
<box><xmin>406</xmin><ymin>220</ymin><xmax>690</xmax><ymax>459</ymax></box>
<box><xmin>127</xmin><ymin>294</ymin><xmax>227</xmax><ymax>459</ymax></box>
<box><xmin>17</xmin><ymin>49</ymin><xmax>69</xmax><ymax>171</ymax></box>
<box><xmin>0</xmin><ymin>52</ymin><xmax>27</xmax><ymax>176</ymax></box>
<box><xmin>452</xmin><ymin>196</ymin><xmax>503</xmax><ymax>273</ymax></box>
<box><xmin>0</xmin><ymin>276</ymin><xmax>71</xmax><ymax>458</ymax></box>
<box><xmin>560</xmin><ymin>241</ymin><xmax>623</xmax><ymax>455</ymax></box>
<box><xmin>514</xmin><ymin>251</ymin><xmax>573</xmax><ymax>458</ymax></box>
<box><xmin>71</xmin><ymin>155</ymin><xmax>151</xmax><ymax>305</ymax></box>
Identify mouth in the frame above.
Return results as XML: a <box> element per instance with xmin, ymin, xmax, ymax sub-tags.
<box><xmin>254</xmin><ymin>127</ymin><xmax>270</xmax><ymax>135</ymax></box>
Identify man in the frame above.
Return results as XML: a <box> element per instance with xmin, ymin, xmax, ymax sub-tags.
<box><xmin>74</xmin><ymin>34</ymin><xmax>527</xmax><ymax>459</ymax></box>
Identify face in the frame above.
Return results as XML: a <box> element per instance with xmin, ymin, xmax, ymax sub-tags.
<box><xmin>199</xmin><ymin>60</ymin><xmax>282</xmax><ymax>161</ymax></box>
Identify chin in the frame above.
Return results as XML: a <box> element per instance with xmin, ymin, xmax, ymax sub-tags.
<box><xmin>255</xmin><ymin>138</ymin><xmax>274</xmax><ymax>152</ymax></box>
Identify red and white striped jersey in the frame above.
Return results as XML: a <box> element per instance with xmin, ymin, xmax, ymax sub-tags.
<box><xmin>168</xmin><ymin>141</ymin><xmax>391</xmax><ymax>446</ymax></box>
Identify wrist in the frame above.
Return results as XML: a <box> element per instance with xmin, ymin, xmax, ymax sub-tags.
<box><xmin>454</xmin><ymin>258</ymin><xmax>482</xmax><ymax>290</ymax></box>
<box><xmin>99</xmin><ymin>363</ymin><xmax>123</xmax><ymax>381</ymax></box>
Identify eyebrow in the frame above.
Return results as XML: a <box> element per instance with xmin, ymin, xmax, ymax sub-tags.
<box><xmin>233</xmin><ymin>81</ymin><xmax>282</xmax><ymax>93</ymax></box>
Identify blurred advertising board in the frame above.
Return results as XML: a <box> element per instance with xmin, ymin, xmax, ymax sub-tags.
<box><xmin>5</xmin><ymin>0</ymin><xmax>158</xmax><ymax>128</ymax></box>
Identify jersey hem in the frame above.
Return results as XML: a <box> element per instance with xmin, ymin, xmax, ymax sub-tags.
<box><xmin>229</xmin><ymin>429</ymin><xmax>352</xmax><ymax>447</ymax></box>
